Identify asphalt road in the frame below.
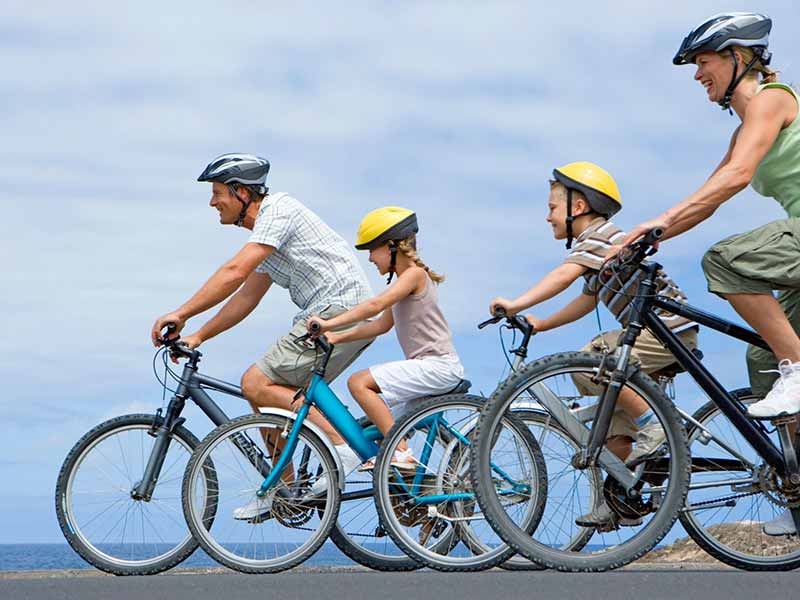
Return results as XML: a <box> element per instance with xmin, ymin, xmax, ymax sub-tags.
<box><xmin>2</xmin><ymin>567</ymin><xmax>798</xmax><ymax>600</ymax></box>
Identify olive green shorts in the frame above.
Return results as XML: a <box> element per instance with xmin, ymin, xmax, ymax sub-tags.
<box><xmin>255</xmin><ymin>305</ymin><xmax>373</xmax><ymax>388</ymax></box>
<box><xmin>701</xmin><ymin>218</ymin><xmax>800</xmax><ymax>395</ymax></box>
<box><xmin>572</xmin><ymin>327</ymin><xmax>698</xmax><ymax>439</ymax></box>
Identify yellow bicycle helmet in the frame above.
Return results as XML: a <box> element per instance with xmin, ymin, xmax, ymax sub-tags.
<box><xmin>355</xmin><ymin>206</ymin><xmax>419</xmax><ymax>283</ymax></box>
<box><xmin>552</xmin><ymin>161</ymin><xmax>622</xmax><ymax>249</ymax></box>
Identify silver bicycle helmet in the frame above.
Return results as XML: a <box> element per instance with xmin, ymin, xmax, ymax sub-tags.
<box><xmin>198</xmin><ymin>153</ymin><xmax>270</xmax><ymax>226</ymax></box>
<box><xmin>673</xmin><ymin>13</ymin><xmax>772</xmax><ymax>111</ymax></box>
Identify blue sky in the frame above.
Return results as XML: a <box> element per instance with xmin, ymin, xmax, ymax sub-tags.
<box><xmin>1</xmin><ymin>1</ymin><xmax>799</xmax><ymax>543</ymax></box>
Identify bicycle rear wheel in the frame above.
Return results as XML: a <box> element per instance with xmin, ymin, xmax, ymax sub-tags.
<box><xmin>182</xmin><ymin>413</ymin><xmax>340</xmax><ymax>574</ymax></box>
<box><xmin>680</xmin><ymin>388</ymin><xmax>800</xmax><ymax>570</ymax></box>
<box><xmin>55</xmin><ymin>413</ymin><xmax>215</xmax><ymax>575</ymax></box>
<box><xmin>471</xmin><ymin>352</ymin><xmax>690</xmax><ymax>572</ymax></box>
<box><xmin>328</xmin><ymin>418</ymin><xmax>421</xmax><ymax>571</ymax></box>
<box><xmin>374</xmin><ymin>395</ymin><xmax>546</xmax><ymax>572</ymax></box>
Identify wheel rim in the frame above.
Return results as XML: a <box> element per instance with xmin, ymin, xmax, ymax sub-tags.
<box><xmin>478</xmin><ymin>363</ymin><xmax>687</xmax><ymax>564</ymax></box>
<box><xmin>683</xmin><ymin>393</ymin><xmax>800</xmax><ymax>565</ymax></box>
<box><xmin>63</xmin><ymin>422</ymin><xmax>197</xmax><ymax>568</ymax></box>
<box><xmin>185</xmin><ymin>418</ymin><xmax>338</xmax><ymax>569</ymax></box>
<box><xmin>377</xmin><ymin>400</ymin><xmax>541</xmax><ymax>567</ymax></box>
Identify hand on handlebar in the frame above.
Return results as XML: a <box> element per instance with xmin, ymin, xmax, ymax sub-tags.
<box><xmin>488</xmin><ymin>297</ymin><xmax>516</xmax><ymax>317</ymax></box>
<box><xmin>306</xmin><ymin>316</ymin><xmax>328</xmax><ymax>336</ymax></box>
<box><xmin>151</xmin><ymin>313</ymin><xmax>185</xmax><ymax>347</ymax></box>
<box><xmin>619</xmin><ymin>217</ymin><xmax>670</xmax><ymax>249</ymax></box>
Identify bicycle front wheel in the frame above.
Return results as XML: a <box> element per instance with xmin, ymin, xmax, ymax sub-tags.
<box><xmin>471</xmin><ymin>352</ymin><xmax>690</xmax><ymax>572</ymax></box>
<box><xmin>374</xmin><ymin>395</ymin><xmax>547</xmax><ymax>572</ymax></box>
<box><xmin>182</xmin><ymin>414</ymin><xmax>340</xmax><ymax>574</ymax></box>
<box><xmin>680</xmin><ymin>388</ymin><xmax>800</xmax><ymax>570</ymax></box>
<box><xmin>55</xmin><ymin>413</ymin><xmax>213</xmax><ymax>575</ymax></box>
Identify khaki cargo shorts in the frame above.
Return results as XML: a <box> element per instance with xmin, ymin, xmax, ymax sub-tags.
<box><xmin>701</xmin><ymin>218</ymin><xmax>800</xmax><ymax>395</ymax></box>
<box><xmin>255</xmin><ymin>305</ymin><xmax>373</xmax><ymax>388</ymax></box>
<box><xmin>572</xmin><ymin>327</ymin><xmax>698</xmax><ymax>439</ymax></box>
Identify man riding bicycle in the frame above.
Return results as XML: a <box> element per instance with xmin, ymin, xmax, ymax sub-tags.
<box><xmin>150</xmin><ymin>153</ymin><xmax>374</xmax><ymax>517</ymax></box>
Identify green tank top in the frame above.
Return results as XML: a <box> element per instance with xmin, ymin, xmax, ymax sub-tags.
<box><xmin>751</xmin><ymin>82</ymin><xmax>800</xmax><ymax>217</ymax></box>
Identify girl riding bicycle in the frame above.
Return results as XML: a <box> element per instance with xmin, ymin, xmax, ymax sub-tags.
<box><xmin>307</xmin><ymin>206</ymin><xmax>464</xmax><ymax>469</ymax></box>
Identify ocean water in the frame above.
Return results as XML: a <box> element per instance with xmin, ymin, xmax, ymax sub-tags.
<box><xmin>0</xmin><ymin>542</ymin><xmax>359</xmax><ymax>572</ymax></box>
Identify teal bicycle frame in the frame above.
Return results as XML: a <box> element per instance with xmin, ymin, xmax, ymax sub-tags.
<box><xmin>257</xmin><ymin>335</ymin><xmax>530</xmax><ymax>505</ymax></box>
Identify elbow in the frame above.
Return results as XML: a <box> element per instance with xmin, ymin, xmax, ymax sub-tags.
<box><xmin>223</xmin><ymin>262</ymin><xmax>250</xmax><ymax>284</ymax></box>
<box><xmin>365</xmin><ymin>298</ymin><xmax>385</xmax><ymax>318</ymax></box>
<box><xmin>725</xmin><ymin>164</ymin><xmax>753</xmax><ymax>194</ymax></box>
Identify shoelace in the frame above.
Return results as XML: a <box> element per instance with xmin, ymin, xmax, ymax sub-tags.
<box><xmin>759</xmin><ymin>359</ymin><xmax>800</xmax><ymax>392</ymax></box>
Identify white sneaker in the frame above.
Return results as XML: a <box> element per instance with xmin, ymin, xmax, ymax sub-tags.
<box><xmin>310</xmin><ymin>444</ymin><xmax>363</xmax><ymax>495</ymax></box>
<box><xmin>762</xmin><ymin>509</ymin><xmax>798</xmax><ymax>536</ymax></box>
<box><xmin>232</xmin><ymin>494</ymin><xmax>273</xmax><ymax>521</ymax></box>
<box><xmin>748</xmin><ymin>360</ymin><xmax>800</xmax><ymax>419</ymax></box>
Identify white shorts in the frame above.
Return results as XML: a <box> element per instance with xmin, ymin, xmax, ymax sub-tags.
<box><xmin>369</xmin><ymin>354</ymin><xmax>465</xmax><ymax>414</ymax></box>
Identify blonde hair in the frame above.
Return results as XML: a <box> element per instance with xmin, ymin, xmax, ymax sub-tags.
<box><xmin>729</xmin><ymin>46</ymin><xmax>779</xmax><ymax>84</ymax></box>
<box><xmin>396</xmin><ymin>235</ymin><xmax>445</xmax><ymax>284</ymax></box>
<box><xmin>549</xmin><ymin>180</ymin><xmax>594</xmax><ymax>213</ymax></box>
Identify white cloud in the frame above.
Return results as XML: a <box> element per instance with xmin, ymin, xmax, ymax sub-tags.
<box><xmin>2</xmin><ymin>0</ymin><xmax>799</xmax><ymax>541</ymax></box>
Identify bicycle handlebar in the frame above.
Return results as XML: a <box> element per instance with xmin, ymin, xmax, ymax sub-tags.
<box><xmin>601</xmin><ymin>227</ymin><xmax>664</xmax><ymax>277</ymax></box>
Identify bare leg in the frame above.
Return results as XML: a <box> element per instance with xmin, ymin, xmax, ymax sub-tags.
<box><xmin>348</xmin><ymin>370</ymin><xmax>409</xmax><ymax>453</ymax></box>
<box><xmin>607</xmin><ymin>435</ymin><xmax>632</xmax><ymax>461</ymax></box>
<box><xmin>615</xmin><ymin>386</ymin><xmax>650</xmax><ymax>420</ymax></box>
<box><xmin>727</xmin><ymin>293</ymin><xmax>800</xmax><ymax>363</ymax></box>
<box><xmin>241</xmin><ymin>365</ymin><xmax>346</xmax><ymax>445</ymax></box>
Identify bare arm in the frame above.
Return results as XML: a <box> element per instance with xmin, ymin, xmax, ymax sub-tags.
<box><xmin>328</xmin><ymin>310</ymin><xmax>394</xmax><ymax>344</ymax></box>
<box><xmin>309</xmin><ymin>267</ymin><xmax>426</xmax><ymax>333</ymax></box>
<box><xmin>621</xmin><ymin>89</ymin><xmax>794</xmax><ymax>246</ymax></box>
<box><xmin>190</xmin><ymin>271</ymin><xmax>272</xmax><ymax>344</ymax></box>
<box><xmin>490</xmin><ymin>262</ymin><xmax>587</xmax><ymax>315</ymax></box>
<box><xmin>151</xmin><ymin>242</ymin><xmax>273</xmax><ymax>344</ymax></box>
<box><xmin>529</xmin><ymin>293</ymin><xmax>598</xmax><ymax>332</ymax></box>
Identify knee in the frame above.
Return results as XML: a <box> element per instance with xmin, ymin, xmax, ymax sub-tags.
<box><xmin>348</xmin><ymin>370</ymin><xmax>373</xmax><ymax>395</ymax></box>
<box><xmin>241</xmin><ymin>365</ymin><xmax>272</xmax><ymax>402</ymax></box>
<box><xmin>700</xmin><ymin>245</ymin><xmax>727</xmax><ymax>278</ymax></box>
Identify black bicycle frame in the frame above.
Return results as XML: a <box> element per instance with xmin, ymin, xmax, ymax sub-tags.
<box><xmin>132</xmin><ymin>351</ymin><xmax>252</xmax><ymax>500</ymax></box>
<box><xmin>621</xmin><ymin>261</ymin><xmax>786</xmax><ymax>474</ymax></box>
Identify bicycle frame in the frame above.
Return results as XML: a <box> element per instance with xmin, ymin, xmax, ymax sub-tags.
<box><xmin>132</xmin><ymin>354</ymin><xmax>257</xmax><ymax>500</ymax></box>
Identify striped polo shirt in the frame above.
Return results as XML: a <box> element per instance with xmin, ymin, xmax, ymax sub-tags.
<box><xmin>564</xmin><ymin>218</ymin><xmax>696</xmax><ymax>333</ymax></box>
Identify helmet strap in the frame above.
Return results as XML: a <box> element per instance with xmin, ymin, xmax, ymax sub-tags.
<box><xmin>230</xmin><ymin>184</ymin><xmax>254</xmax><ymax>227</ymax></box>
<box><xmin>720</xmin><ymin>48</ymin><xmax>760</xmax><ymax>114</ymax></box>
<box><xmin>386</xmin><ymin>242</ymin><xmax>398</xmax><ymax>284</ymax></box>
<box><xmin>565</xmin><ymin>188</ymin><xmax>575</xmax><ymax>250</ymax></box>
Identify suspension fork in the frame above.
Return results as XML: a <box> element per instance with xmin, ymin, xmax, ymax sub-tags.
<box><xmin>131</xmin><ymin>393</ymin><xmax>188</xmax><ymax>501</ymax></box>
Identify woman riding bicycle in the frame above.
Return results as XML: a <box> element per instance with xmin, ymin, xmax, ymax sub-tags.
<box><xmin>620</xmin><ymin>12</ymin><xmax>800</xmax><ymax>535</ymax></box>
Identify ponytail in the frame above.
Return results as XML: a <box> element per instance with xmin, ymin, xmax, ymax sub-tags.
<box><xmin>396</xmin><ymin>236</ymin><xmax>445</xmax><ymax>284</ymax></box>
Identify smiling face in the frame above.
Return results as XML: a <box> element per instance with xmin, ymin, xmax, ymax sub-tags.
<box><xmin>546</xmin><ymin>183</ymin><xmax>591</xmax><ymax>240</ymax></box>
<box><xmin>209</xmin><ymin>182</ymin><xmax>243</xmax><ymax>225</ymax></box>
<box><xmin>368</xmin><ymin>243</ymin><xmax>392</xmax><ymax>275</ymax></box>
<box><xmin>693</xmin><ymin>50</ymin><xmax>736</xmax><ymax>104</ymax></box>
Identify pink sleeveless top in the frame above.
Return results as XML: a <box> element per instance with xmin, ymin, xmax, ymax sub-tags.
<box><xmin>392</xmin><ymin>277</ymin><xmax>457</xmax><ymax>360</ymax></box>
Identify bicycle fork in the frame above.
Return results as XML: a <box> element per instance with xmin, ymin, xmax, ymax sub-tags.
<box><xmin>131</xmin><ymin>396</ymin><xmax>187</xmax><ymax>501</ymax></box>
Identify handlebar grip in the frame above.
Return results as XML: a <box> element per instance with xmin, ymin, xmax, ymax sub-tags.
<box><xmin>641</xmin><ymin>228</ymin><xmax>663</xmax><ymax>246</ymax></box>
<box><xmin>491</xmin><ymin>306</ymin><xmax>507</xmax><ymax>318</ymax></box>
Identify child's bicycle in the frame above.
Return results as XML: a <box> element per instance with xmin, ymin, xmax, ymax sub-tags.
<box><xmin>180</xmin><ymin>326</ymin><xmax>548</xmax><ymax>573</ymax></box>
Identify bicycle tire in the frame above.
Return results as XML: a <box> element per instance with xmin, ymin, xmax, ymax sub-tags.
<box><xmin>471</xmin><ymin>352</ymin><xmax>690</xmax><ymax>572</ymax></box>
<box><xmin>55</xmin><ymin>413</ymin><xmax>215</xmax><ymax>575</ymax></box>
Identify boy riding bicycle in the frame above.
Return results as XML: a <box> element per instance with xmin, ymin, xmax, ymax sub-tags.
<box><xmin>489</xmin><ymin>161</ymin><xmax>699</xmax><ymax>529</ymax></box>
